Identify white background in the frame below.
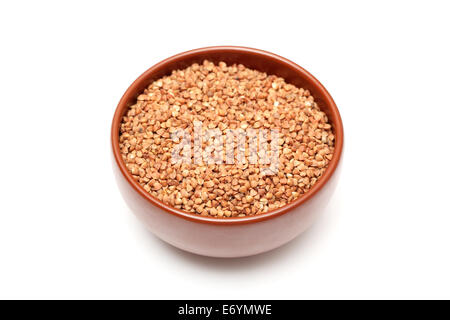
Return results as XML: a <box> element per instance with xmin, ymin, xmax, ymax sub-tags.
<box><xmin>1</xmin><ymin>0</ymin><xmax>449</xmax><ymax>300</ymax></box>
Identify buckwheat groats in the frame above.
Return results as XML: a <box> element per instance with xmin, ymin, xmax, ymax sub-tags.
<box><xmin>119</xmin><ymin>60</ymin><xmax>334</xmax><ymax>217</ymax></box>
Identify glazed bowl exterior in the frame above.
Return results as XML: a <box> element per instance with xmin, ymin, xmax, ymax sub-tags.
<box><xmin>111</xmin><ymin>46</ymin><xmax>343</xmax><ymax>258</ymax></box>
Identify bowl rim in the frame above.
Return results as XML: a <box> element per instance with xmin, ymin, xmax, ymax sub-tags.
<box><xmin>111</xmin><ymin>46</ymin><xmax>343</xmax><ymax>225</ymax></box>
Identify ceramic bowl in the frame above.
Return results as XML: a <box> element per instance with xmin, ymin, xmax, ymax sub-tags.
<box><xmin>111</xmin><ymin>46</ymin><xmax>343</xmax><ymax>258</ymax></box>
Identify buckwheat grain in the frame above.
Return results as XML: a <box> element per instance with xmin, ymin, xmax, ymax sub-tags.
<box><xmin>119</xmin><ymin>60</ymin><xmax>335</xmax><ymax>217</ymax></box>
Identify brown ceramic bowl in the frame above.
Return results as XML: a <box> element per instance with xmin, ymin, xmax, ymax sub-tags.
<box><xmin>111</xmin><ymin>46</ymin><xmax>343</xmax><ymax>257</ymax></box>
